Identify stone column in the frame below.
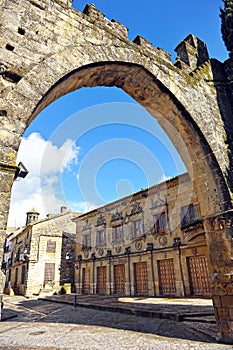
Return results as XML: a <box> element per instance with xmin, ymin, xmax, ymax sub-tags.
<box><xmin>174</xmin><ymin>246</ymin><xmax>186</xmax><ymax>297</ymax></box>
<box><xmin>147</xmin><ymin>250</ymin><xmax>156</xmax><ymax>296</ymax></box>
<box><xmin>91</xmin><ymin>259</ymin><xmax>96</xmax><ymax>294</ymax></box>
<box><xmin>106</xmin><ymin>259</ymin><xmax>111</xmax><ymax>295</ymax></box>
<box><xmin>124</xmin><ymin>253</ymin><xmax>132</xmax><ymax>296</ymax></box>
<box><xmin>204</xmin><ymin>211</ymin><xmax>233</xmax><ymax>344</ymax></box>
<box><xmin>0</xmin><ymin>161</ymin><xmax>17</xmax><ymax>318</ymax></box>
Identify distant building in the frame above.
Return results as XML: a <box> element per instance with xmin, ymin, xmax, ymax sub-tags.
<box><xmin>2</xmin><ymin>227</ymin><xmax>22</xmax><ymax>289</ymax></box>
<box><xmin>73</xmin><ymin>173</ymin><xmax>211</xmax><ymax>297</ymax></box>
<box><xmin>3</xmin><ymin>207</ymin><xmax>80</xmax><ymax>297</ymax></box>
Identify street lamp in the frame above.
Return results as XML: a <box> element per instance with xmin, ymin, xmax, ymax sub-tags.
<box><xmin>14</xmin><ymin>162</ymin><xmax>29</xmax><ymax>180</ymax></box>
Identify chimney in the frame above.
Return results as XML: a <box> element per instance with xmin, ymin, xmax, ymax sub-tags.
<box><xmin>61</xmin><ymin>206</ymin><xmax>67</xmax><ymax>213</ymax></box>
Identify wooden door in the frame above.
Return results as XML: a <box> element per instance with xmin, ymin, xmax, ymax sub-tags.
<box><xmin>97</xmin><ymin>266</ymin><xmax>106</xmax><ymax>294</ymax></box>
<box><xmin>187</xmin><ymin>255</ymin><xmax>211</xmax><ymax>296</ymax></box>
<box><xmin>134</xmin><ymin>262</ymin><xmax>148</xmax><ymax>295</ymax></box>
<box><xmin>158</xmin><ymin>259</ymin><xmax>176</xmax><ymax>295</ymax></box>
<box><xmin>82</xmin><ymin>268</ymin><xmax>91</xmax><ymax>294</ymax></box>
<box><xmin>114</xmin><ymin>264</ymin><xmax>125</xmax><ymax>294</ymax></box>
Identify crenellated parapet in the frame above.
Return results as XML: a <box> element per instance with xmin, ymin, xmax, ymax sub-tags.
<box><xmin>133</xmin><ymin>35</ymin><xmax>171</xmax><ymax>62</ymax></box>
<box><xmin>82</xmin><ymin>4</ymin><xmax>128</xmax><ymax>39</ymax></box>
<box><xmin>26</xmin><ymin>0</ymin><xmax>72</xmax><ymax>10</ymax></box>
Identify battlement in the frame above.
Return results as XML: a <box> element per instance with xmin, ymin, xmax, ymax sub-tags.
<box><xmin>80</xmin><ymin>4</ymin><xmax>172</xmax><ymax>62</ymax></box>
<box><xmin>83</xmin><ymin>4</ymin><xmax>128</xmax><ymax>39</ymax></box>
<box><xmin>174</xmin><ymin>34</ymin><xmax>209</xmax><ymax>71</ymax></box>
<box><xmin>27</xmin><ymin>0</ymin><xmax>72</xmax><ymax>10</ymax></box>
<box><xmin>133</xmin><ymin>35</ymin><xmax>171</xmax><ymax>62</ymax></box>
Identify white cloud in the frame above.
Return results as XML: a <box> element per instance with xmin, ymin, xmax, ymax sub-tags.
<box><xmin>158</xmin><ymin>174</ymin><xmax>172</xmax><ymax>184</ymax></box>
<box><xmin>7</xmin><ymin>133</ymin><xmax>80</xmax><ymax>227</ymax></box>
<box><xmin>68</xmin><ymin>201</ymin><xmax>97</xmax><ymax>214</ymax></box>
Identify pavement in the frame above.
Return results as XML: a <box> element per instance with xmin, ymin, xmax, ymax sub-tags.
<box><xmin>0</xmin><ymin>294</ymin><xmax>232</xmax><ymax>350</ymax></box>
<box><xmin>40</xmin><ymin>293</ymin><xmax>216</xmax><ymax>322</ymax></box>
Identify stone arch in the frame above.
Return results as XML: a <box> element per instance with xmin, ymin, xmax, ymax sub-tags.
<box><xmin>24</xmin><ymin>61</ymin><xmax>231</xmax><ymax>218</ymax></box>
<box><xmin>1</xmin><ymin>0</ymin><xmax>233</xmax><ymax>342</ymax></box>
<box><xmin>3</xmin><ymin>37</ymin><xmax>231</xmax><ymax>196</ymax></box>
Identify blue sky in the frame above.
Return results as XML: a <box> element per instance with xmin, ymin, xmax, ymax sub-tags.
<box><xmin>8</xmin><ymin>0</ymin><xmax>228</xmax><ymax>226</ymax></box>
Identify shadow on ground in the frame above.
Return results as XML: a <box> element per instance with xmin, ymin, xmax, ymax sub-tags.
<box><xmin>1</xmin><ymin>295</ymin><xmax>218</xmax><ymax>344</ymax></box>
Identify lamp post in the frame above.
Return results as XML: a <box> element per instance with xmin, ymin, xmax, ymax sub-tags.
<box><xmin>125</xmin><ymin>247</ymin><xmax>131</xmax><ymax>296</ymax></box>
<box><xmin>107</xmin><ymin>250</ymin><xmax>112</xmax><ymax>295</ymax></box>
<box><xmin>173</xmin><ymin>238</ymin><xmax>186</xmax><ymax>297</ymax></box>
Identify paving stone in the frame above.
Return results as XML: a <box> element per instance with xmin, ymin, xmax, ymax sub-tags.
<box><xmin>0</xmin><ymin>295</ymin><xmax>232</xmax><ymax>349</ymax></box>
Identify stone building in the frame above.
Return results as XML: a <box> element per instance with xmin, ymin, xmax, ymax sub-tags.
<box><xmin>3</xmin><ymin>207</ymin><xmax>79</xmax><ymax>297</ymax></box>
<box><xmin>73</xmin><ymin>173</ymin><xmax>211</xmax><ymax>298</ymax></box>
<box><xmin>2</xmin><ymin>226</ymin><xmax>22</xmax><ymax>291</ymax></box>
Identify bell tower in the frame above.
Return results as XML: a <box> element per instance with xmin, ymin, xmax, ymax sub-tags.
<box><xmin>26</xmin><ymin>208</ymin><xmax>39</xmax><ymax>226</ymax></box>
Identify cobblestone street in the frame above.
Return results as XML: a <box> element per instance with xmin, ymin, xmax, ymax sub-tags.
<box><xmin>0</xmin><ymin>295</ymin><xmax>232</xmax><ymax>350</ymax></box>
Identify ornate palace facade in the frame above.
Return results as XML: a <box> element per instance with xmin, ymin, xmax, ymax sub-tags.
<box><xmin>73</xmin><ymin>173</ymin><xmax>211</xmax><ymax>298</ymax></box>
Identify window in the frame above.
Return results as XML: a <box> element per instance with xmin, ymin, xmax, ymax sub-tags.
<box><xmin>8</xmin><ymin>253</ymin><xmax>13</xmax><ymax>266</ymax></box>
<box><xmin>46</xmin><ymin>240</ymin><xmax>56</xmax><ymax>253</ymax></box>
<box><xmin>180</xmin><ymin>204</ymin><xmax>201</xmax><ymax>228</ymax></box>
<box><xmin>154</xmin><ymin>212</ymin><xmax>167</xmax><ymax>234</ymax></box>
<box><xmin>83</xmin><ymin>232</ymin><xmax>91</xmax><ymax>248</ymax></box>
<box><xmin>14</xmin><ymin>247</ymin><xmax>20</xmax><ymax>262</ymax></box>
<box><xmin>112</xmin><ymin>225</ymin><xmax>123</xmax><ymax>243</ymax></box>
<box><xmin>21</xmin><ymin>265</ymin><xmax>25</xmax><ymax>284</ymax></box>
<box><xmin>14</xmin><ymin>268</ymin><xmax>18</xmax><ymax>284</ymax></box>
<box><xmin>96</xmin><ymin>229</ymin><xmax>105</xmax><ymax>247</ymax></box>
<box><xmin>8</xmin><ymin>269</ymin><xmax>11</xmax><ymax>284</ymax></box>
<box><xmin>133</xmin><ymin>219</ymin><xmax>143</xmax><ymax>238</ymax></box>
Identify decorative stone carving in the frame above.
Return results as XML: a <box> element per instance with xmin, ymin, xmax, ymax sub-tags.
<box><xmin>83</xmin><ymin>250</ymin><xmax>89</xmax><ymax>259</ymax></box>
<box><xmin>124</xmin><ymin>214</ymin><xmax>130</xmax><ymax>224</ymax></box>
<box><xmin>96</xmin><ymin>214</ymin><xmax>106</xmax><ymax>226</ymax></box>
<box><xmin>82</xmin><ymin>220</ymin><xmax>91</xmax><ymax>231</ymax></box>
<box><xmin>159</xmin><ymin>235</ymin><xmax>168</xmax><ymax>247</ymax></box>
<box><xmin>135</xmin><ymin>240</ymin><xmax>142</xmax><ymax>250</ymax></box>
<box><xmin>115</xmin><ymin>246</ymin><xmax>122</xmax><ymax>254</ymax></box>
<box><xmin>97</xmin><ymin>248</ymin><xmax>104</xmax><ymax>256</ymax></box>
<box><xmin>111</xmin><ymin>211</ymin><xmax>123</xmax><ymax>222</ymax></box>
<box><xmin>130</xmin><ymin>202</ymin><xmax>142</xmax><ymax>216</ymax></box>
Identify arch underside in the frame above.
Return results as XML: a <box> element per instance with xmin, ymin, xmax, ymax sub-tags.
<box><xmin>28</xmin><ymin>62</ymin><xmax>232</xmax><ymax>217</ymax></box>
